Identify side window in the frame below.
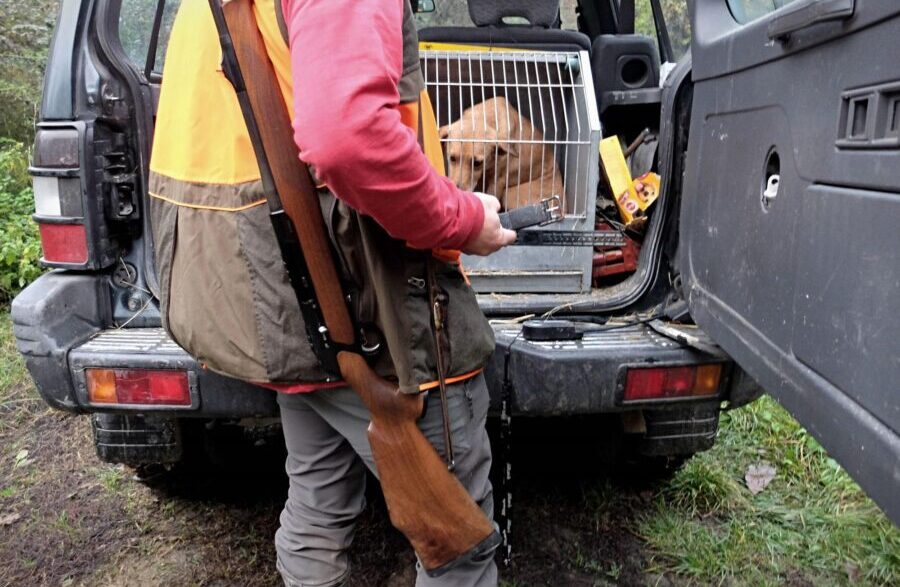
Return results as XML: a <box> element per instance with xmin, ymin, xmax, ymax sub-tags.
<box><xmin>118</xmin><ymin>0</ymin><xmax>181</xmax><ymax>76</ymax></box>
<box><xmin>634</xmin><ymin>0</ymin><xmax>692</xmax><ymax>63</ymax></box>
<box><xmin>727</xmin><ymin>0</ymin><xmax>798</xmax><ymax>24</ymax></box>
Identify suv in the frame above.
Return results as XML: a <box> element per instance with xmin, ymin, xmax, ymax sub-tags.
<box><xmin>13</xmin><ymin>0</ymin><xmax>899</xmax><ymax>522</ymax></box>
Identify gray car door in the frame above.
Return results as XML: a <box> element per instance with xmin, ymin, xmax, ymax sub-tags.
<box><xmin>681</xmin><ymin>0</ymin><xmax>900</xmax><ymax>522</ymax></box>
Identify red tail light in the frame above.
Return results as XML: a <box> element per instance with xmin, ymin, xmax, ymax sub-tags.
<box><xmin>30</xmin><ymin>125</ymin><xmax>103</xmax><ymax>269</ymax></box>
<box><xmin>86</xmin><ymin>369</ymin><xmax>192</xmax><ymax>407</ymax></box>
<box><xmin>37</xmin><ymin>223</ymin><xmax>89</xmax><ymax>264</ymax></box>
<box><xmin>623</xmin><ymin>364</ymin><xmax>723</xmax><ymax>402</ymax></box>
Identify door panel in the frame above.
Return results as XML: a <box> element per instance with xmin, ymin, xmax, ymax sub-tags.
<box><xmin>683</xmin><ymin>0</ymin><xmax>900</xmax><ymax>522</ymax></box>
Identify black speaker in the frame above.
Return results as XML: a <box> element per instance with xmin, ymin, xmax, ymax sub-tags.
<box><xmin>591</xmin><ymin>34</ymin><xmax>661</xmax><ymax>110</ymax></box>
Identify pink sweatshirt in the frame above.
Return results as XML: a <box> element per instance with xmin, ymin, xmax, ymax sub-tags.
<box><xmin>265</xmin><ymin>0</ymin><xmax>482</xmax><ymax>393</ymax></box>
<box><xmin>281</xmin><ymin>0</ymin><xmax>485</xmax><ymax>251</ymax></box>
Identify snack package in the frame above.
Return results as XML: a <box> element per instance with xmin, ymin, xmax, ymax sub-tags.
<box><xmin>629</xmin><ymin>172</ymin><xmax>661</xmax><ymax>221</ymax></box>
<box><xmin>599</xmin><ymin>135</ymin><xmax>661</xmax><ymax>223</ymax></box>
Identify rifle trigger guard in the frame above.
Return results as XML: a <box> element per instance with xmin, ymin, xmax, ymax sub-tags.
<box><xmin>360</xmin><ymin>340</ymin><xmax>381</xmax><ymax>354</ymax></box>
<box><xmin>358</xmin><ymin>325</ymin><xmax>382</xmax><ymax>356</ymax></box>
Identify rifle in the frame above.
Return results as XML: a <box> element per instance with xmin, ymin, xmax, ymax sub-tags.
<box><xmin>207</xmin><ymin>0</ymin><xmax>499</xmax><ymax>576</ymax></box>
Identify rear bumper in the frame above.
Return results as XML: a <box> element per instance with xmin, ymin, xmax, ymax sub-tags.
<box><xmin>12</xmin><ymin>273</ymin><xmax>761</xmax><ymax>420</ymax></box>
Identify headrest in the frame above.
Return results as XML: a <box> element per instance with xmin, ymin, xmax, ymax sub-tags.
<box><xmin>467</xmin><ymin>0</ymin><xmax>560</xmax><ymax>28</ymax></box>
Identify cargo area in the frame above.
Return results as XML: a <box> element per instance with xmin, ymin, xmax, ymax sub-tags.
<box><xmin>405</xmin><ymin>1</ymin><xmax>675</xmax><ymax>311</ymax></box>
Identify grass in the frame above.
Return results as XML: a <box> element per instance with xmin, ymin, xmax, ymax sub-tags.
<box><xmin>639</xmin><ymin>396</ymin><xmax>900</xmax><ymax>585</ymax></box>
<box><xmin>0</xmin><ymin>309</ymin><xmax>41</xmax><ymax>434</ymax></box>
<box><xmin>0</xmin><ymin>310</ymin><xmax>28</xmax><ymax>394</ymax></box>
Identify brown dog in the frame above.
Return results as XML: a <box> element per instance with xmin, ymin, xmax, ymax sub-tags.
<box><xmin>439</xmin><ymin>97</ymin><xmax>565</xmax><ymax>210</ymax></box>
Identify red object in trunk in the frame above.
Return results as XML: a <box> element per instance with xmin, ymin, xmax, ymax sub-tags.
<box><xmin>592</xmin><ymin>222</ymin><xmax>640</xmax><ymax>283</ymax></box>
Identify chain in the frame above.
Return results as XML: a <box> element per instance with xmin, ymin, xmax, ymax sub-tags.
<box><xmin>498</xmin><ymin>330</ymin><xmax>522</xmax><ymax>568</ymax></box>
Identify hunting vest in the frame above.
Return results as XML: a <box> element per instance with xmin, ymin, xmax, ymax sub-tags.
<box><xmin>149</xmin><ymin>0</ymin><xmax>495</xmax><ymax>394</ymax></box>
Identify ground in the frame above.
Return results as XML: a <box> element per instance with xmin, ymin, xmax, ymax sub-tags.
<box><xmin>1</xmin><ymin>311</ymin><xmax>898</xmax><ymax>586</ymax></box>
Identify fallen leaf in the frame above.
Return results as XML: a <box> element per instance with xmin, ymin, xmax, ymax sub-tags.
<box><xmin>13</xmin><ymin>450</ymin><xmax>31</xmax><ymax>469</ymax></box>
<box><xmin>745</xmin><ymin>462</ymin><xmax>777</xmax><ymax>495</ymax></box>
<box><xmin>0</xmin><ymin>512</ymin><xmax>21</xmax><ymax>526</ymax></box>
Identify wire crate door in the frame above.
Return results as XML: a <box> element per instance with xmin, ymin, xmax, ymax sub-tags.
<box><xmin>422</xmin><ymin>48</ymin><xmax>601</xmax><ymax>293</ymax></box>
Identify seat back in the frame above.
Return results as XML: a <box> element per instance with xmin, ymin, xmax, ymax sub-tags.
<box><xmin>418</xmin><ymin>0</ymin><xmax>591</xmax><ymax>54</ymax></box>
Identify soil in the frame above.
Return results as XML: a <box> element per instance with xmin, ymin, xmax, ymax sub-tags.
<box><xmin>1</xmin><ymin>401</ymin><xmax>679</xmax><ymax>587</ymax></box>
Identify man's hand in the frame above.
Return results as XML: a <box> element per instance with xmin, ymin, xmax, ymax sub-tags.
<box><xmin>462</xmin><ymin>192</ymin><xmax>517</xmax><ymax>256</ymax></box>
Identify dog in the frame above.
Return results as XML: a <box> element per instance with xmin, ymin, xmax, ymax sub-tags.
<box><xmin>439</xmin><ymin>97</ymin><xmax>565</xmax><ymax>210</ymax></box>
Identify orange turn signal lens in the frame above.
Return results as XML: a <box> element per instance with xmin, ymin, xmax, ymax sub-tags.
<box><xmin>86</xmin><ymin>369</ymin><xmax>117</xmax><ymax>403</ymax></box>
<box><xmin>693</xmin><ymin>364</ymin><xmax>723</xmax><ymax>396</ymax></box>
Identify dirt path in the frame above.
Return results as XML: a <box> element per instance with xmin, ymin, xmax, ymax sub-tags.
<box><xmin>2</xmin><ymin>397</ymin><xmax>677</xmax><ymax>587</ymax></box>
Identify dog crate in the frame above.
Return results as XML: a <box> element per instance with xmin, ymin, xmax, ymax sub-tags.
<box><xmin>421</xmin><ymin>46</ymin><xmax>601</xmax><ymax>293</ymax></box>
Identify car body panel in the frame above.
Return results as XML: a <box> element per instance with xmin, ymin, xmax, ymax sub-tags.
<box><xmin>683</xmin><ymin>0</ymin><xmax>900</xmax><ymax>522</ymax></box>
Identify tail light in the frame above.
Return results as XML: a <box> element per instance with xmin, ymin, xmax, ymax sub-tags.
<box><xmin>37</xmin><ymin>223</ymin><xmax>89</xmax><ymax>264</ymax></box>
<box><xmin>622</xmin><ymin>364</ymin><xmax>723</xmax><ymax>403</ymax></box>
<box><xmin>29</xmin><ymin>124</ymin><xmax>103</xmax><ymax>268</ymax></box>
<box><xmin>86</xmin><ymin>369</ymin><xmax>192</xmax><ymax>407</ymax></box>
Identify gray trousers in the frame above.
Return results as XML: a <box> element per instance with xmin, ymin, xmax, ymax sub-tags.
<box><xmin>275</xmin><ymin>374</ymin><xmax>497</xmax><ymax>587</ymax></box>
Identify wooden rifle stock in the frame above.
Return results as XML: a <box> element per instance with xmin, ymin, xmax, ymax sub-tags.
<box><xmin>212</xmin><ymin>0</ymin><xmax>498</xmax><ymax>575</ymax></box>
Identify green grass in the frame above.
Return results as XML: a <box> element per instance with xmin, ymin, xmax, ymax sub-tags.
<box><xmin>0</xmin><ymin>310</ymin><xmax>26</xmax><ymax>388</ymax></box>
<box><xmin>0</xmin><ymin>309</ymin><xmax>35</xmax><ymax>429</ymax></box>
<box><xmin>640</xmin><ymin>396</ymin><xmax>900</xmax><ymax>585</ymax></box>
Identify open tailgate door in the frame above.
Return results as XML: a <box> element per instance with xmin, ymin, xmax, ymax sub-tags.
<box><xmin>681</xmin><ymin>0</ymin><xmax>900</xmax><ymax>522</ymax></box>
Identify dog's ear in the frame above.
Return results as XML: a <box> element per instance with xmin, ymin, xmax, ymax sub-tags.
<box><xmin>498</xmin><ymin>140</ymin><xmax>519</xmax><ymax>158</ymax></box>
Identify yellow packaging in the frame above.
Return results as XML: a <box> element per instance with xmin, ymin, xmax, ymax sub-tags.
<box><xmin>599</xmin><ymin>136</ymin><xmax>661</xmax><ymax>223</ymax></box>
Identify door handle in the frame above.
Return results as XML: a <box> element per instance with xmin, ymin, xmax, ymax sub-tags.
<box><xmin>767</xmin><ymin>0</ymin><xmax>855</xmax><ymax>40</ymax></box>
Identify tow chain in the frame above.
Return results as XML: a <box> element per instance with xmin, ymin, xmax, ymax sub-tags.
<box><xmin>498</xmin><ymin>331</ymin><xmax>521</xmax><ymax>569</ymax></box>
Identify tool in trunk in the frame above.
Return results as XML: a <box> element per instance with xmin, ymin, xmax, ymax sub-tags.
<box><xmin>207</xmin><ymin>0</ymin><xmax>499</xmax><ymax>576</ymax></box>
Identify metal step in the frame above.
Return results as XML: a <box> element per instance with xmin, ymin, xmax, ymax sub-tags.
<box><xmin>75</xmin><ymin>327</ymin><xmax>187</xmax><ymax>356</ymax></box>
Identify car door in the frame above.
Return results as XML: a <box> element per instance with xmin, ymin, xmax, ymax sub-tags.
<box><xmin>681</xmin><ymin>0</ymin><xmax>900</xmax><ymax>522</ymax></box>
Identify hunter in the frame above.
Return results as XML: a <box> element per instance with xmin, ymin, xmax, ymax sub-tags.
<box><xmin>148</xmin><ymin>0</ymin><xmax>515</xmax><ymax>585</ymax></box>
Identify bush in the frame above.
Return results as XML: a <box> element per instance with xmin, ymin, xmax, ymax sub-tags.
<box><xmin>0</xmin><ymin>140</ymin><xmax>42</xmax><ymax>302</ymax></box>
<box><xmin>0</xmin><ymin>0</ymin><xmax>59</xmax><ymax>143</ymax></box>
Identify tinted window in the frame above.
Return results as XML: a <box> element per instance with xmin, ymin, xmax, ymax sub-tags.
<box><xmin>727</xmin><ymin>0</ymin><xmax>800</xmax><ymax>24</ymax></box>
<box><xmin>118</xmin><ymin>0</ymin><xmax>181</xmax><ymax>75</ymax></box>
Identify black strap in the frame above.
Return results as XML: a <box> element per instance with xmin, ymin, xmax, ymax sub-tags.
<box><xmin>274</xmin><ymin>0</ymin><xmax>290</xmax><ymax>45</ymax></box>
<box><xmin>650</xmin><ymin>0</ymin><xmax>675</xmax><ymax>63</ymax></box>
<box><xmin>145</xmin><ymin>0</ymin><xmax>167</xmax><ymax>79</ymax></box>
<box><xmin>427</xmin><ymin>261</ymin><xmax>456</xmax><ymax>470</ymax></box>
<box><xmin>619</xmin><ymin>0</ymin><xmax>635</xmax><ymax>35</ymax></box>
